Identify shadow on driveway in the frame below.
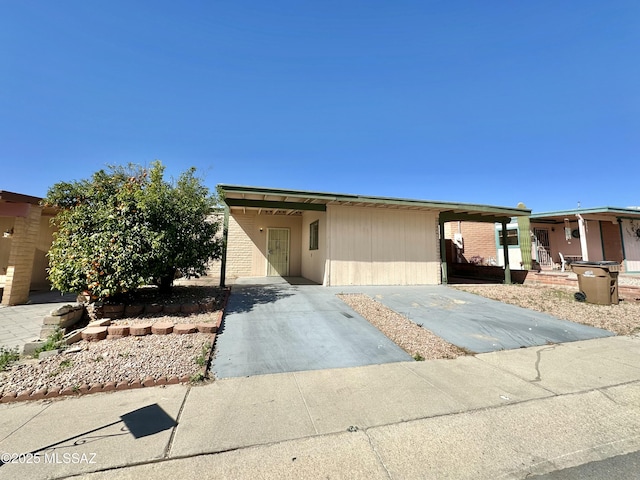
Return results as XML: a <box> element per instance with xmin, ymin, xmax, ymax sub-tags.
<box><xmin>212</xmin><ymin>278</ymin><xmax>412</xmax><ymax>378</ymax></box>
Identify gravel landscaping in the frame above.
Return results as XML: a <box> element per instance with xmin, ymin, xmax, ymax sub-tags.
<box><xmin>0</xmin><ymin>282</ymin><xmax>225</xmax><ymax>398</ymax></box>
<box><xmin>338</xmin><ymin>294</ymin><xmax>467</xmax><ymax>360</ymax></box>
<box><xmin>0</xmin><ymin>333</ymin><xmax>212</xmax><ymax>396</ymax></box>
<box><xmin>451</xmin><ymin>283</ymin><xmax>640</xmax><ymax>336</ymax></box>
<box><xmin>3</xmin><ymin>279</ymin><xmax>638</xmax><ymax>400</ymax></box>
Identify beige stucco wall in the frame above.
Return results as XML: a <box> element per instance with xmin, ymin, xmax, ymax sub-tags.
<box><xmin>301</xmin><ymin>211</ymin><xmax>326</xmax><ymax>284</ymax></box>
<box><xmin>325</xmin><ymin>205</ymin><xmax>440</xmax><ymax>286</ymax></box>
<box><xmin>226</xmin><ymin>211</ymin><xmax>303</xmax><ymax>278</ymax></box>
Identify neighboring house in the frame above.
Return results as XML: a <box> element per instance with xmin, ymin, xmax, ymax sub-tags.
<box><xmin>489</xmin><ymin>207</ymin><xmax>640</xmax><ymax>273</ymax></box>
<box><xmin>444</xmin><ymin>221</ymin><xmax>498</xmax><ymax>265</ymax></box>
<box><xmin>0</xmin><ymin>191</ymin><xmax>57</xmax><ymax>305</ymax></box>
<box><xmin>529</xmin><ymin>207</ymin><xmax>640</xmax><ymax>273</ymax></box>
<box><xmin>218</xmin><ymin>185</ymin><xmax>529</xmax><ymax>286</ymax></box>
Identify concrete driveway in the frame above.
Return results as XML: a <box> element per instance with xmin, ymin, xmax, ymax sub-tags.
<box><xmin>213</xmin><ymin>279</ymin><xmax>614</xmax><ymax>378</ymax></box>
<box><xmin>212</xmin><ymin>278</ymin><xmax>412</xmax><ymax>378</ymax></box>
<box><xmin>331</xmin><ymin>285</ymin><xmax>614</xmax><ymax>353</ymax></box>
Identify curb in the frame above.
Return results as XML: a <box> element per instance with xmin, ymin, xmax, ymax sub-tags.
<box><xmin>0</xmin><ymin>288</ymin><xmax>232</xmax><ymax>405</ymax></box>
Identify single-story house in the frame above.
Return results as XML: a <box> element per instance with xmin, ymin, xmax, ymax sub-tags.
<box><xmin>218</xmin><ymin>185</ymin><xmax>530</xmax><ymax>286</ymax></box>
<box><xmin>0</xmin><ymin>191</ymin><xmax>57</xmax><ymax>305</ymax></box>
<box><xmin>527</xmin><ymin>207</ymin><xmax>640</xmax><ymax>273</ymax></box>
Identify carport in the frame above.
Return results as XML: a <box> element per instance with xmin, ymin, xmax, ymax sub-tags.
<box><xmin>218</xmin><ymin>185</ymin><xmax>530</xmax><ymax>287</ymax></box>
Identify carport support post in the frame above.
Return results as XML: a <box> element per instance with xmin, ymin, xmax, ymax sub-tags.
<box><xmin>219</xmin><ymin>205</ymin><xmax>229</xmax><ymax>288</ymax></box>
<box><xmin>439</xmin><ymin>220</ymin><xmax>448</xmax><ymax>284</ymax></box>
<box><xmin>501</xmin><ymin>221</ymin><xmax>511</xmax><ymax>285</ymax></box>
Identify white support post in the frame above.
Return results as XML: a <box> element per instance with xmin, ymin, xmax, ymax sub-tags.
<box><xmin>577</xmin><ymin>214</ymin><xmax>589</xmax><ymax>261</ymax></box>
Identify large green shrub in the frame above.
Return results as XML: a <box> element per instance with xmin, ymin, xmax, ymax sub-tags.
<box><xmin>45</xmin><ymin>161</ymin><xmax>222</xmax><ymax>299</ymax></box>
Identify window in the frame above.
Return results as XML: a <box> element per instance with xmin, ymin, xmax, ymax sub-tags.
<box><xmin>498</xmin><ymin>228</ymin><xmax>519</xmax><ymax>246</ymax></box>
<box><xmin>309</xmin><ymin>220</ymin><xmax>319</xmax><ymax>250</ymax></box>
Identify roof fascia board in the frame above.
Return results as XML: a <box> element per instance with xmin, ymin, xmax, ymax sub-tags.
<box><xmin>439</xmin><ymin>212</ymin><xmax>514</xmax><ymax>224</ymax></box>
<box><xmin>0</xmin><ymin>190</ymin><xmax>42</xmax><ymax>205</ymax></box>
<box><xmin>531</xmin><ymin>207</ymin><xmax>640</xmax><ymax>219</ymax></box>
<box><xmin>218</xmin><ymin>184</ymin><xmax>529</xmax><ymax>217</ymax></box>
<box><xmin>225</xmin><ymin>198</ymin><xmax>327</xmax><ymax>212</ymax></box>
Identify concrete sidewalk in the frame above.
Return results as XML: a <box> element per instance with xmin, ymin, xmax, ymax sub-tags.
<box><xmin>1</xmin><ymin>335</ymin><xmax>640</xmax><ymax>479</ymax></box>
<box><xmin>0</xmin><ymin>290</ymin><xmax>78</xmax><ymax>352</ymax></box>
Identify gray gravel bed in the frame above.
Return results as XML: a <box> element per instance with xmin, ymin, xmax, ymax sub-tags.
<box><xmin>0</xmin><ymin>333</ymin><xmax>212</xmax><ymax>395</ymax></box>
<box><xmin>338</xmin><ymin>294</ymin><xmax>466</xmax><ymax>360</ymax></box>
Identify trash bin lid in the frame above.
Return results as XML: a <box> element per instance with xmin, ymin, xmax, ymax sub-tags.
<box><xmin>571</xmin><ymin>261</ymin><xmax>620</xmax><ymax>266</ymax></box>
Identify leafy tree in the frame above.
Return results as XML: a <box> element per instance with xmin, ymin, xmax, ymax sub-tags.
<box><xmin>45</xmin><ymin>161</ymin><xmax>222</xmax><ymax>299</ymax></box>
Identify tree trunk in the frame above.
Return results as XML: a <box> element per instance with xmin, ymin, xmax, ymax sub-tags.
<box><xmin>158</xmin><ymin>269</ymin><xmax>175</xmax><ymax>294</ymax></box>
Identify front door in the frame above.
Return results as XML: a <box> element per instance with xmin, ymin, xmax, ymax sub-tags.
<box><xmin>267</xmin><ymin>228</ymin><xmax>290</xmax><ymax>276</ymax></box>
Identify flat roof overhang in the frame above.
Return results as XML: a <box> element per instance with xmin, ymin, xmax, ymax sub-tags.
<box><xmin>531</xmin><ymin>207</ymin><xmax>640</xmax><ymax>224</ymax></box>
<box><xmin>218</xmin><ymin>184</ymin><xmax>529</xmax><ymax>222</ymax></box>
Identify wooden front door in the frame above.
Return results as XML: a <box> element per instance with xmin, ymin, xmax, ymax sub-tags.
<box><xmin>267</xmin><ymin>228</ymin><xmax>290</xmax><ymax>276</ymax></box>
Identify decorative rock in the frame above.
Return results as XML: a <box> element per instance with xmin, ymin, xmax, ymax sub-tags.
<box><xmin>199</xmin><ymin>300</ymin><xmax>215</xmax><ymax>312</ymax></box>
<box><xmin>102</xmin><ymin>304</ymin><xmax>125</xmax><ymax>319</ymax></box>
<box><xmin>163</xmin><ymin>304</ymin><xmax>181</xmax><ymax>314</ymax></box>
<box><xmin>64</xmin><ymin>346</ymin><xmax>84</xmax><ymax>354</ymax></box>
<box><xmin>129</xmin><ymin>323</ymin><xmax>152</xmax><ymax>336</ymax></box>
<box><xmin>30</xmin><ymin>388</ymin><xmax>48</xmax><ymax>400</ymax></box>
<box><xmin>17</xmin><ymin>390</ymin><xmax>33</xmax><ymax>401</ymax></box>
<box><xmin>23</xmin><ymin>341</ymin><xmax>45</xmax><ymax>356</ymax></box>
<box><xmin>38</xmin><ymin>349</ymin><xmax>60</xmax><ymax>360</ymax></box>
<box><xmin>59</xmin><ymin>387</ymin><xmax>76</xmax><ymax>396</ymax></box>
<box><xmin>88</xmin><ymin>318</ymin><xmax>112</xmax><ymax>327</ymax></box>
<box><xmin>145</xmin><ymin>303</ymin><xmax>163</xmax><ymax>314</ymax></box>
<box><xmin>1</xmin><ymin>392</ymin><xmax>17</xmax><ymax>403</ymax></box>
<box><xmin>102</xmin><ymin>382</ymin><xmax>117</xmax><ymax>392</ymax></box>
<box><xmin>107</xmin><ymin>325</ymin><xmax>129</xmax><ymax>336</ymax></box>
<box><xmin>151</xmin><ymin>322</ymin><xmax>174</xmax><ymax>335</ymax></box>
<box><xmin>174</xmin><ymin>324</ymin><xmax>197</xmax><ymax>335</ymax></box>
<box><xmin>82</xmin><ymin>326</ymin><xmax>108</xmax><ymax>342</ymax></box>
<box><xmin>180</xmin><ymin>303</ymin><xmax>200</xmax><ymax>314</ymax></box>
<box><xmin>124</xmin><ymin>304</ymin><xmax>145</xmax><ymax>316</ymax></box>
<box><xmin>64</xmin><ymin>330</ymin><xmax>84</xmax><ymax>345</ymax></box>
<box><xmin>196</xmin><ymin>323</ymin><xmax>217</xmax><ymax>334</ymax></box>
<box><xmin>88</xmin><ymin>384</ymin><xmax>103</xmax><ymax>393</ymax></box>
<box><xmin>50</xmin><ymin>305</ymin><xmax>73</xmax><ymax>316</ymax></box>
<box><xmin>45</xmin><ymin>387</ymin><xmax>62</xmax><ymax>398</ymax></box>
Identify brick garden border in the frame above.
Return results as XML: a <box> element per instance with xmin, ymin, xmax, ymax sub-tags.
<box><xmin>0</xmin><ymin>288</ymin><xmax>231</xmax><ymax>404</ymax></box>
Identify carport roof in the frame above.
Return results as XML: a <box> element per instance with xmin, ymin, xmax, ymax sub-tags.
<box><xmin>218</xmin><ymin>184</ymin><xmax>529</xmax><ymax>223</ymax></box>
<box><xmin>531</xmin><ymin>206</ymin><xmax>640</xmax><ymax>223</ymax></box>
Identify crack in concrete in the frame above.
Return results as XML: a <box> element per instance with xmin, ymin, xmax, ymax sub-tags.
<box><xmin>0</xmin><ymin>401</ymin><xmax>51</xmax><ymax>443</ymax></box>
<box><xmin>533</xmin><ymin>345</ymin><xmax>557</xmax><ymax>383</ymax></box>
<box><xmin>362</xmin><ymin>428</ymin><xmax>393</xmax><ymax>480</ymax></box>
<box><xmin>293</xmin><ymin>373</ymin><xmax>319</xmax><ymax>435</ymax></box>
<box><xmin>164</xmin><ymin>386</ymin><xmax>191</xmax><ymax>458</ymax></box>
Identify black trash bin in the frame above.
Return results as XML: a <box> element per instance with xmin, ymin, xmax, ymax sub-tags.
<box><xmin>571</xmin><ymin>261</ymin><xmax>620</xmax><ymax>305</ymax></box>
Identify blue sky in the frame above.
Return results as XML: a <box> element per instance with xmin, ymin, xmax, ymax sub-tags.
<box><xmin>2</xmin><ymin>1</ymin><xmax>638</xmax><ymax>212</ymax></box>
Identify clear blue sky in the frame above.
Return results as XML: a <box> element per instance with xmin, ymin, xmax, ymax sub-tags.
<box><xmin>2</xmin><ymin>1</ymin><xmax>638</xmax><ymax>212</ymax></box>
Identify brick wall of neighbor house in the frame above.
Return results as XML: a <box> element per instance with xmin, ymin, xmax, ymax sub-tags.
<box><xmin>2</xmin><ymin>205</ymin><xmax>42</xmax><ymax>305</ymax></box>
<box><xmin>445</xmin><ymin>221</ymin><xmax>497</xmax><ymax>263</ymax></box>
